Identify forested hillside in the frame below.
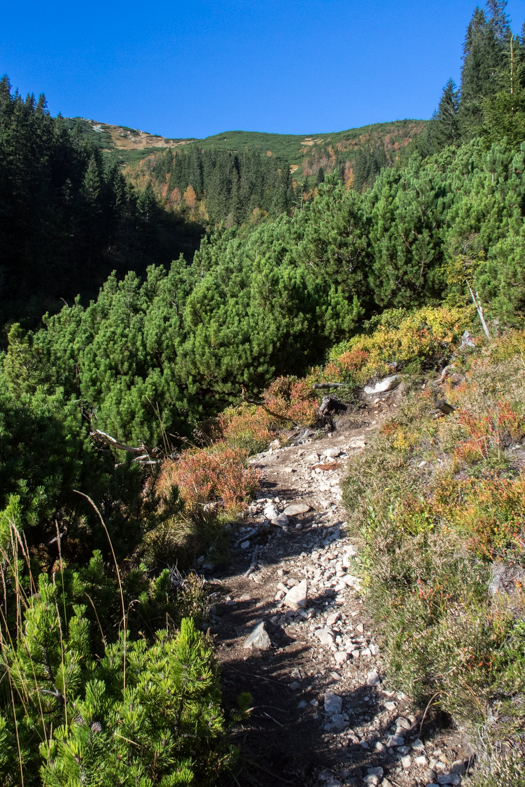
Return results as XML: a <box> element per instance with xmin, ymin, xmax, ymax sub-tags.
<box><xmin>1</xmin><ymin>0</ymin><xmax>525</xmax><ymax>784</ymax></box>
<box><xmin>0</xmin><ymin>78</ymin><xmax>203</xmax><ymax>331</ymax></box>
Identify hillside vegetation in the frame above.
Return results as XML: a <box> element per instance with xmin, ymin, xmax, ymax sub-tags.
<box><xmin>1</xmin><ymin>0</ymin><xmax>525</xmax><ymax>784</ymax></box>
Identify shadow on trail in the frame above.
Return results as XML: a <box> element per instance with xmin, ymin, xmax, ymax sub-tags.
<box><xmin>208</xmin><ymin>509</ymin><xmax>444</xmax><ymax>787</ymax></box>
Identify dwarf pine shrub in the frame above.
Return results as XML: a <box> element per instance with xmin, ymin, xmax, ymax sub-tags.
<box><xmin>0</xmin><ymin>576</ymin><xmax>232</xmax><ymax>786</ymax></box>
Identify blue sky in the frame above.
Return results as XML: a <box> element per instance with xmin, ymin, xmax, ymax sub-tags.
<box><xmin>2</xmin><ymin>0</ymin><xmax>525</xmax><ymax>138</ymax></box>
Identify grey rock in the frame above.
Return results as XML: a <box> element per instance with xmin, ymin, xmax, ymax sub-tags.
<box><xmin>305</xmin><ymin>452</ymin><xmax>320</xmax><ymax>463</ymax></box>
<box><xmin>459</xmin><ymin>330</ymin><xmax>476</xmax><ymax>350</ymax></box>
<box><xmin>283</xmin><ymin>579</ymin><xmax>308</xmax><ymax>610</ymax></box>
<box><xmin>243</xmin><ymin>621</ymin><xmax>271</xmax><ymax>650</ymax></box>
<box><xmin>316</xmin><ymin>627</ymin><xmax>335</xmax><ymax>646</ymax></box>
<box><xmin>401</xmin><ymin>755</ymin><xmax>412</xmax><ymax>769</ymax></box>
<box><xmin>437</xmin><ymin>776</ymin><xmax>461</xmax><ymax>786</ymax></box>
<box><xmin>323</xmin><ymin>713</ymin><xmax>348</xmax><ymax>732</ymax></box>
<box><xmin>367</xmin><ymin>669</ymin><xmax>380</xmax><ymax>686</ymax></box>
<box><xmin>324</xmin><ymin>691</ymin><xmax>342</xmax><ymax>715</ymax></box>
<box><xmin>322</xmin><ymin>447</ymin><xmax>341</xmax><ymax>458</ymax></box>
<box><xmin>364</xmin><ymin>375</ymin><xmax>400</xmax><ymax>395</ymax></box>
<box><xmin>367</xmin><ymin>767</ymin><xmax>384</xmax><ymax>779</ymax></box>
<box><xmin>395</xmin><ymin>716</ymin><xmax>412</xmax><ymax>730</ymax></box>
<box><xmin>451</xmin><ymin>761</ymin><xmax>467</xmax><ymax>775</ymax></box>
<box><xmin>387</xmin><ymin>734</ymin><xmax>405</xmax><ymax>747</ymax></box>
<box><xmin>283</xmin><ymin>502</ymin><xmax>311</xmax><ymax>516</ymax></box>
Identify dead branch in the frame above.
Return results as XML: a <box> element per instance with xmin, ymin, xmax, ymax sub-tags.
<box><xmin>90</xmin><ymin>429</ymin><xmax>147</xmax><ymax>454</ymax></box>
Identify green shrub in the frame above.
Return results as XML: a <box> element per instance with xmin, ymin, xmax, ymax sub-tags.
<box><xmin>0</xmin><ymin>573</ymin><xmax>231</xmax><ymax>786</ymax></box>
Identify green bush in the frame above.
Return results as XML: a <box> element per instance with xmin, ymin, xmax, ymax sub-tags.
<box><xmin>0</xmin><ymin>574</ymin><xmax>232</xmax><ymax>786</ymax></box>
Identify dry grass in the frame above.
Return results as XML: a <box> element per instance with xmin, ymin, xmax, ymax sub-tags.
<box><xmin>342</xmin><ymin>330</ymin><xmax>525</xmax><ymax>783</ymax></box>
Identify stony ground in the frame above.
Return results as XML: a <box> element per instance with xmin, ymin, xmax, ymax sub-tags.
<box><xmin>206</xmin><ymin>392</ymin><xmax>475</xmax><ymax>787</ymax></box>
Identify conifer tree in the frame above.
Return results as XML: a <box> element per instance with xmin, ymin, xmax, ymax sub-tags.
<box><xmin>433</xmin><ymin>79</ymin><xmax>461</xmax><ymax>148</ymax></box>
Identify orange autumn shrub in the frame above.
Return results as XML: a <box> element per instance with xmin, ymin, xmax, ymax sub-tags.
<box><xmin>453</xmin><ymin>400</ymin><xmax>525</xmax><ymax>464</ymax></box>
<box><xmin>158</xmin><ymin>443</ymin><xmax>260</xmax><ymax>516</ymax></box>
<box><xmin>434</xmin><ymin>475</ymin><xmax>525</xmax><ymax>559</ymax></box>
<box><xmin>218</xmin><ymin>403</ymin><xmax>275</xmax><ymax>454</ymax></box>
<box><xmin>263</xmin><ymin>376</ymin><xmax>318</xmax><ymax>426</ymax></box>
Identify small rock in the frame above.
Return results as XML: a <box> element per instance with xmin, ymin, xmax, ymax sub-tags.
<box><xmin>323</xmin><ymin>447</ymin><xmax>341</xmax><ymax>458</ymax></box>
<box><xmin>334</xmin><ymin>651</ymin><xmax>348</xmax><ymax>665</ymax></box>
<box><xmin>437</xmin><ymin>776</ymin><xmax>461</xmax><ymax>786</ymax></box>
<box><xmin>324</xmin><ymin>691</ymin><xmax>342</xmax><ymax>715</ymax></box>
<box><xmin>363</xmin><ymin>777</ymin><xmax>379</xmax><ymax>786</ymax></box>
<box><xmin>374</xmin><ymin>741</ymin><xmax>386</xmax><ymax>753</ymax></box>
<box><xmin>356</xmin><ymin>623</ymin><xmax>364</xmax><ymax>634</ymax></box>
<box><xmin>415</xmin><ymin>756</ymin><xmax>428</xmax><ymax>766</ymax></box>
<box><xmin>412</xmin><ymin>739</ymin><xmax>425</xmax><ymax>751</ymax></box>
<box><xmin>240</xmin><ymin>540</ymin><xmax>250</xmax><ymax>549</ymax></box>
<box><xmin>324</xmin><ymin>713</ymin><xmax>348</xmax><ymax>732</ymax></box>
<box><xmin>387</xmin><ymin>734</ymin><xmax>405</xmax><ymax>747</ymax></box>
<box><xmin>305</xmin><ymin>452</ymin><xmax>320</xmax><ymax>463</ymax></box>
<box><xmin>401</xmin><ymin>755</ymin><xmax>412</xmax><ymax>769</ymax></box>
<box><xmin>451</xmin><ymin>762</ymin><xmax>467</xmax><ymax>776</ymax></box>
<box><xmin>326</xmin><ymin>610</ymin><xmax>341</xmax><ymax>626</ymax></box>
<box><xmin>288</xmin><ymin>681</ymin><xmax>300</xmax><ymax>690</ymax></box>
<box><xmin>384</xmin><ymin>701</ymin><xmax>397</xmax><ymax>710</ymax></box>
<box><xmin>381</xmin><ymin>781</ymin><xmax>393</xmax><ymax>787</ymax></box>
<box><xmin>315</xmin><ymin>628</ymin><xmax>335</xmax><ymax>646</ymax></box>
<box><xmin>243</xmin><ymin>621</ymin><xmax>271</xmax><ymax>650</ymax></box>
<box><xmin>367</xmin><ymin>767</ymin><xmax>384</xmax><ymax>779</ymax></box>
<box><xmin>364</xmin><ymin>375</ymin><xmax>400</xmax><ymax>395</ymax></box>
<box><xmin>367</xmin><ymin>669</ymin><xmax>380</xmax><ymax>686</ymax></box>
<box><xmin>283</xmin><ymin>502</ymin><xmax>311</xmax><ymax>516</ymax></box>
<box><xmin>396</xmin><ymin>716</ymin><xmax>412</xmax><ymax>730</ymax></box>
<box><xmin>283</xmin><ymin>579</ymin><xmax>308</xmax><ymax>610</ymax></box>
<box><xmin>269</xmin><ymin>439</ymin><xmax>280</xmax><ymax>449</ymax></box>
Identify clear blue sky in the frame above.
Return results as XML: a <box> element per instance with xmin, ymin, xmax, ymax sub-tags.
<box><xmin>2</xmin><ymin>0</ymin><xmax>525</xmax><ymax>139</ymax></box>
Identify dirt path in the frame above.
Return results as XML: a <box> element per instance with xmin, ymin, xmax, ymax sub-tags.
<box><xmin>207</xmin><ymin>394</ymin><xmax>473</xmax><ymax>787</ymax></box>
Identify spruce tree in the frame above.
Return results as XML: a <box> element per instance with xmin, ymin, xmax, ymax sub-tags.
<box><xmin>433</xmin><ymin>79</ymin><xmax>461</xmax><ymax>148</ymax></box>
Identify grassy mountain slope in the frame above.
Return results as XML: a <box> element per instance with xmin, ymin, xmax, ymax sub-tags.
<box><xmin>67</xmin><ymin>115</ymin><xmax>425</xmax><ymax>175</ymax></box>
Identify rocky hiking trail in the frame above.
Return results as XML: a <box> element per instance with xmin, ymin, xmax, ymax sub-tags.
<box><xmin>207</xmin><ymin>390</ymin><xmax>474</xmax><ymax>787</ymax></box>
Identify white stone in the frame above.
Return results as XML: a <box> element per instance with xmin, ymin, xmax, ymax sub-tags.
<box><xmin>315</xmin><ymin>628</ymin><xmax>334</xmax><ymax>646</ymax></box>
<box><xmin>367</xmin><ymin>669</ymin><xmax>380</xmax><ymax>686</ymax></box>
<box><xmin>322</xmin><ymin>447</ymin><xmax>341</xmax><ymax>458</ymax></box>
<box><xmin>305</xmin><ymin>452</ymin><xmax>319</xmax><ymax>463</ymax></box>
<box><xmin>243</xmin><ymin>621</ymin><xmax>271</xmax><ymax>650</ymax></box>
<box><xmin>283</xmin><ymin>502</ymin><xmax>311</xmax><ymax>516</ymax></box>
<box><xmin>364</xmin><ymin>375</ymin><xmax>401</xmax><ymax>395</ymax></box>
<box><xmin>401</xmin><ymin>755</ymin><xmax>412</xmax><ymax>769</ymax></box>
<box><xmin>283</xmin><ymin>579</ymin><xmax>308</xmax><ymax>610</ymax></box>
<box><xmin>396</xmin><ymin>716</ymin><xmax>412</xmax><ymax>730</ymax></box>
<box><xmin>324</xmin><ymin>691</ymin><xmax>342</xmax><ymax>715</ymax></box>
<box><xmin>334</xmin><ymin>651</ymin><xmax>348</xmax><ymax>665</ymax></box>
<box><xmin>414</xmin><ymin>756</ymin><xmax>428</xmax><ymax>766</ymax></box>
